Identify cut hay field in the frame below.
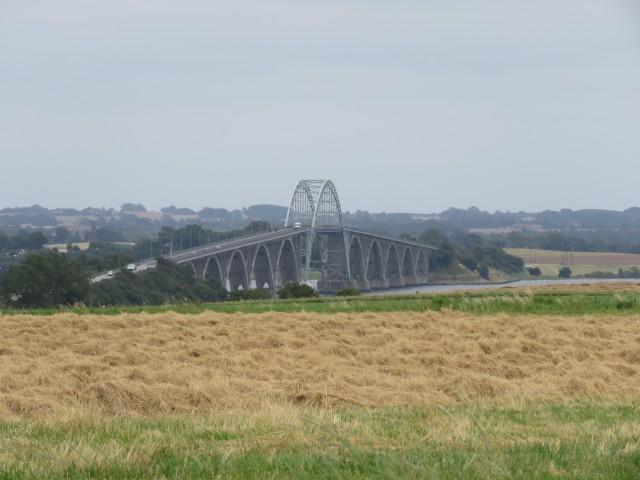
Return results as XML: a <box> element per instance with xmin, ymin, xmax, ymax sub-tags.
<box><xmin>2</xmin><ymin>288</ymin><xmax>640</xmax><ymax>478</ymax></box>
<box><xmin>506</xmin><ymin>247</ymin><xmax>640</xmax><ymax>276</ymax></box>
<box><xmin>2</xmin><ymin>310</ymin><xmax>640</xmax><ymax>417</ymax></box>
<box><xmin>505</xmin><ymin>248</ymin><xmax>640</xmax><ymax>266</ymax></box>
<box><xmin>504</xmin><ymin>248</ymin><xmax>640</xmax><ymax>278</ymax></box>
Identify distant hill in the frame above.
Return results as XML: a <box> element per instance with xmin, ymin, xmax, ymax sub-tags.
<box><xmin>2</xmin><ymin>203</ymin><xmax>640</xmax><ymax>246</ymax></box>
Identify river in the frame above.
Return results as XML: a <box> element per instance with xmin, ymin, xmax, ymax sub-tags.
<box><xmin>366</xmin><ymin>277</ymin><xmax>640</xmax><ymax>296</ymax></box>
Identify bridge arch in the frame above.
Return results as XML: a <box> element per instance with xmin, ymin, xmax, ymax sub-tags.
<box><xmin>366</xmin><ymin>240</ymin><xmax>384</xmax><ymax>283</ymax></box>
<box><xmin>349</xmin><ymin>236</ymin><xmax>365</xmax><ymax>282</ymax></box>
<box><xmin>401</xmin><ymin>247</ymin><xmax>415</xmax><ymax>277</ymax></box>
<box><xmin>286</xmin><ymin>180</ymin><xmax>343</xmax><ymax>280</ymax></box>
<box><xmin>204</xmin><ymin>257</ymin><xmax>223</xmax><ymax>284</ymax></box>
<box><xmin>228</xmin><ymin>250</ymin><xmax>249</xmax><ymax>291</ymax></box>
<box><xmin>252</xmin><ymin>244</ymin><xmax>274</xmax><ymax>290</ymax></box>
<box><xmin>416</xmin><ymin>250</ymin><xmax>428</xmax><ymax>277</ymax></box>
<box><xmin>276</xmin><ymin>238</ymin><xmax>299</xmax><ymax>286</ymax></box>
<box><xmin>386</xmin><ymin>244</ymin><xmax>401</xmax><ymax>280</ymax></box>
<box><xmin>184</xmin><ymin>262</ymin><xmax>197</xmax><ymax>277</ymax></box>
<box><xmin>285</xmin><ymin>179</ymin><xmax>343</xmax><ymax>230</ymax></box>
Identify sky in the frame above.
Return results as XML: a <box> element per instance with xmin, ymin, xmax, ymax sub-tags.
<box><xmin>1</xmin><ymin>1</ymin><xmax>639</xmax><ymax>214</ymax></box>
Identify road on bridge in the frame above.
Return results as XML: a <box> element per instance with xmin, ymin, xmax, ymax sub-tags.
<box><xmin>91</xmin><ymin>226</ymin><xmax>309</xmax><ymax>283</ymax></box>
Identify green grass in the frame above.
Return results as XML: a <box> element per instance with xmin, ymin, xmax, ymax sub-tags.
<box><xmin>3</xmin><ymin>287</ymin><xmax>640</xmax><ymax>317</ymax></box>
<box><xmin>1</xmin><ymin>403</ymin><xmax>639</xmax><ymax>479</ymax></box>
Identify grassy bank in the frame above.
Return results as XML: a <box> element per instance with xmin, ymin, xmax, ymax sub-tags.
<box><xmin>2</xmin><ymin>403</ymin><xmax>639</xmax><ymax>479</ymax></box>
<box><xmin>3</xmin><ymin>282</ymin><xmax>640</xmax><ymax>317</ymax></box>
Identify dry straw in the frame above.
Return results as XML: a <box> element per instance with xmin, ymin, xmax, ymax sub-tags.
<box><xmin>1</xmin><ymin>309</ymin><xmax>639</xmax><ymax>419</ymax></box>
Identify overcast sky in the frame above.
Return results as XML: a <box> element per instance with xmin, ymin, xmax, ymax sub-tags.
<box><xmin>1</xmin><ymin>1</ymin><xmax>639</xmax><ymax>214</ymax></box>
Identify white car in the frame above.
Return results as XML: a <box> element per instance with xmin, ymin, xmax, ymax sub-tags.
<box><xmin>107</xmin><ymin>270</ymin><xmax>114</xmax><ymax>277</ymax></box>
<box><xmin>126</xmin><ymin>263</ymin><xmax>136</xmax><ymax>271</ymax></box>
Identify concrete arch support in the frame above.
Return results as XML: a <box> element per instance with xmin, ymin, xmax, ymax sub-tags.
<box><xmin>401</xmin><ymin>247</ymin><xmax>418</xmax><ymax>286</ymax></box>
<box><xmin>252</xmin><ymin>244</ymin><xmax>274</xmax><ymax>292</ymax></box>
<box><xmin>228</xmin><ymin>250</ymin><xmax>249</xmax><ymax>291</ymax></box>
<box><xmin>415</xmin><ymin>250</ymin><xmax>430</xmax><ymax>283</ymax></box>
<box><xmin>348</xmin><ymin>235</ymin><xmax>369</xmax><ymax>291</ymax></box>
<box><xmin>366</xmin><ymin>240</ymin><xmax>387</xmax><ymax>289</ymax></box>
<box><xmin>204</xmin><ymin>257</ymin><xmax>225</xmax><ymax>286</ymax></box>
<box><xmin>386</xmin><ymin>244</ymin><xmax>405</xmax><ymax>288</ymax></box>
<box><xmin>276</xmin><ymin>238</ymin><xmax>299</xmax><ymax>287</ymax></box>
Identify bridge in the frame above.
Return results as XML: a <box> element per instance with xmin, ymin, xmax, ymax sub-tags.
<box><xmin>151</xmin><ymin>180</ymin><xmax>436</xmax><ymax>294</ymax></box>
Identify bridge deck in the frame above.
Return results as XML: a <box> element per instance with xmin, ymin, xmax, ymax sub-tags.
<box><xmin>148</xmin><ymin>226</ymin><xmax>310</xmax><ymax>265</ymax></box>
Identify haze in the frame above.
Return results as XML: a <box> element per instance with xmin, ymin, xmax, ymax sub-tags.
<box><xmin>1</xmin><ymin>1</ymin><xmax>639</xmax><ymax>214</ymax></box>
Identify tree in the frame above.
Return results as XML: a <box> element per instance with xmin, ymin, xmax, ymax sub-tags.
<box><xmin>558</xmin><ymin>267</ymin><xmax>572</xmax><ymax>279</ymax></box>
<box><xmin>243</xmin><ymin>220</ymin><xmax>271</xmax><ymax>235</ymax></box>
<box><xmin>55</xmin><ymin>226</ymin><xmax>71</xmax><ymax>243</ymax></box>
<box><xmin>22</xmin><ymin>231</ymin><xmax>48</xmax><ymax>250</ymax></box>
<box><xmin>1</xmin><ymin>252</ymin><xmax>90</xmax><ymax>308</ymax></box>
<box><xmin>478</xmin><ymin>264</ymin><xmax>490</xmax><ymax>280</ymax></box>
<box><xmin>94</xmin><ymin>227</ymin><xmax>126</xmax><ymax>243</ymax></box>
<box><xmin>88</xmin><ymin>257</ymin><xmax>229</xmax><ymax>306</ymax></box>
<box><xmin>120</xmin><ymin>203</ymin><xmax>147</xmax><ymax>212</ymax></box>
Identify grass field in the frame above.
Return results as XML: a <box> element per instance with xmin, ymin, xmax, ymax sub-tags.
<box><xmin>505</xmin><ymin>248</ymin><xmax>640</xmax><ymax>278</ymax></box>
<box><xmin>2</xmin><ymin>285</ymin><xmax>640</xmax><ymax>478</ymax></box>
<box><xmin>2</xmin><ymin>403</ymin><xmax>638</xmax><ymax>479</ymax></box>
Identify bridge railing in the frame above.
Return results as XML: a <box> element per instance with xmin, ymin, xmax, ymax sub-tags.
<box><xmin>141</xmin><ymin>225</ymin><xmax>296</xmax><ymax>263</ymax></box>
<box><xmin>314</xmin><ymin>224</ymin><xmax>344</xmax><ymax>232</ymax></box>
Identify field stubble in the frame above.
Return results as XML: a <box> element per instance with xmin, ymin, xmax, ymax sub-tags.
<box><xmin>2</xmin><ymin>309</ymin><xmax>640</xmax><ymax>419</ymax></box>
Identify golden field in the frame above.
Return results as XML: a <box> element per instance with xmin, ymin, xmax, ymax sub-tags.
<box><xmin>2</xmin><ymin>308</ymin><xmax>640</xmax><ymax>420</ymax></box>
<box><xmin>505</xmin><ymin>248</ymin><xmax>640</xmax><ymax>266</ymax></box>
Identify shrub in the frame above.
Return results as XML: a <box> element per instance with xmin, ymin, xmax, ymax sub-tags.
<box><xmin>336</xmin><ymin>286</ymin><xmax>361</xmax><ymax>297</ymax></box>
<box><xmin>277</xmin><ymin>282</ymin><xmax>318</xmax><ymax>299</ymax></box>
<box><xmin>228</xmin><ymin>288</ymin><xmax>271</xmax><ymax>301</ymax></box>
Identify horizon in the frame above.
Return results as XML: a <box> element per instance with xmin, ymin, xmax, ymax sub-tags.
<box><xmin>2</xmin><ymin>201</ymin><xmax>640</xmax><ymax>217</ymax></box>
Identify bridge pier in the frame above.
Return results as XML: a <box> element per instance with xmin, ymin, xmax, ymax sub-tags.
<box><xmin>402</xmin><ymin>276</ymin><xmax>420</xmax><ymax>287</ymax></box>
<box><xmin>388</xmin><ymin>277</ymin><xmax>406</xmax><ymax>288</ymax></box>
<box><xmin>369</xmin><ymin>279</ymin><xmax>389</xmax><ymax>290</ymax></box>
<box><xmin>317</xmin><ymin>278</ymin><xmax>358</xmax><ymax>294</ymax></box>
<box><xmin>315</xmin><ymin>231</ymin><xmax>353</xmax><ymax>294</ymax></box>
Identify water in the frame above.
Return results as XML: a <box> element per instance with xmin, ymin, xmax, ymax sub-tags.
<box><xmin>365</xmin><ymin>277</ymin><xmax>640</xmax><ymax>296</ymax></box>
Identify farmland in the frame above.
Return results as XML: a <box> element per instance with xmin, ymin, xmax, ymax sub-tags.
<box><xmin>1</xmin><ymin>285</ymin><xmax>640</xmax><ymax>478</ymax></box>
<box><xmin>505</xmin><ymin>248</ymin><xmax>640</xmax><ymax>277</ymax></box>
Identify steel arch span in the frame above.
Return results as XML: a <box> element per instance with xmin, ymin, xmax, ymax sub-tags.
<box><xmin>285</xmin><ymin>179</ymin><xmax>343</xmax><ymax>231</ymax></box>
<box><xmin>286</xmin><ymin>180</ymin><xmax>347</xmax><ymax>284</ymax></box>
